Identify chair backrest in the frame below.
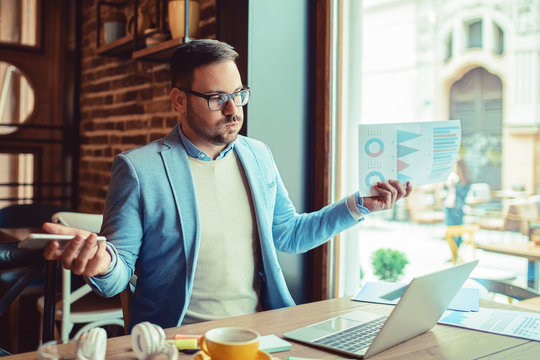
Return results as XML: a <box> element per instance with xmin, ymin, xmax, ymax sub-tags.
<box><xmin>51</xmin><ymin>212</ymin><xmax>103</xmax><ymax>233</ymax></box>
<box><xmin>0</xmin><ymin>203</ymin><xmax>68</xmax><ymax>228</ymax></box>
<box><xmin>49</xmin><ymin>211</ymin><xmax>124</xmax><ymax>341</ymax></box>
<box><xmin>405</xmin><ymin>184</ymin><xmax>445</xmax><ymax>223</ymax></box>
<box><xmin>465</xmin><ymin>183</ymin><xmax>491</xmax><ymax>205</ymax></box>
<box><xmin>502</xmin><ymin>197</ymin><xmax>540</xmax><ymax>234</ymax></box>
<box><xmin>53</xmin><ymin>211</ymin><xmax>137</xmax><ymax>335</ymax></box>
<box><xmin>472</xmin><ymin>278</ymin><xmax>540</xmax><ymax>301</ymax></box>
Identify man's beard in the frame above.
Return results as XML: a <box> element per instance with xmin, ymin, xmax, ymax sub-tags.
<box><xmin>185</xmin><ymin>102</ymin><xmax>243</xmax><ymax>146</ymax></box>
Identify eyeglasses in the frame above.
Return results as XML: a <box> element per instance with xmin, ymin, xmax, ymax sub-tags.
<box><xmin>180</xmin><ymin>87</ymin><xmax>251</xmax><ymax>111</ymax></box>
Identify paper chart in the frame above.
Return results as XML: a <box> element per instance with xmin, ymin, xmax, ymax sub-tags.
<box><xmin>358</xmin><ymin>120</ymin><xmax>461</xmax><ymax>196</ymax></box>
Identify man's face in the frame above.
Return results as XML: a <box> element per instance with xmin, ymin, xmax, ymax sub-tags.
<box><xmin>182</xmin><ymin>60</ymin><xmax>244</xmax><ymax>149</ymax></box>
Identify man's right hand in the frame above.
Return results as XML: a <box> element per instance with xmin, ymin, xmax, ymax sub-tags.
<box><xmin>42</xmin><ymin>222</ymin><xmax>112</xmax><ymax>277</ymax></box>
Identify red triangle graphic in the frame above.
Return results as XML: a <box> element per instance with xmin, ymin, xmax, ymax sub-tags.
<box><xmin>397</xmin><ymin>159</ymin><xmax>409</xmax><ymax>172</ymax></box>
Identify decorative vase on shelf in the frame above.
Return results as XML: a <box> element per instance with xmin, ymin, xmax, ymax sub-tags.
<box><xmin>144</xmin><ymin>28</ymin><xmax>169</xmax><ymax>47</ymax></box>
<box><xmin>168</xmin><ymin>0</ymin><xmax>200</xmax><ymax>39</ymax></box>
<box><xmin>103</xmin><ymin>11</ymin><xmax>126</xmax><ymax>44</ymax></box>
<box><xmin>127</xmin><ymin>5</ymin><xmax>152</xmax><ymax>36</ymax></box>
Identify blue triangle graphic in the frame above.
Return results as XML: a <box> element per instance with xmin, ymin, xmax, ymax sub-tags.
<box><xmin>397</xmin><ymin>129</ymin><xmax>421</xmax><ymax>143</ymax></box>
<box><xmin>397</xmin><ymin>144</ymin><xmax>418</xmax><ymax>157</ymax></box>
<box><xmin>398</xmin><ymin>173</ymin><xmax>412</xmax><ymax>184</ymax></box>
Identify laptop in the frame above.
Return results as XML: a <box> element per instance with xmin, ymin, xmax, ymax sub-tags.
<box><xmin>283</xmin><ymin>260</ymin><xmax>479</xmax><ymax>358</ymax></box>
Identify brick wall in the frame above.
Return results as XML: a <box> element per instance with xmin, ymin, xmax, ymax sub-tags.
<box><xmin>78</xmin><ymin>0</ymin><xmax>216</xmax><ymax>213</ymax></box>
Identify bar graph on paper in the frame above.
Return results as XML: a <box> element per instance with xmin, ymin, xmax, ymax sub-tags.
<box><xmin>439</xmin><ymin>308</ymin><xmax>540</xmax><ymax>341</ymax></box>
<box><xmin>358</xmin><ymin>120</ymin><xmax>461</xmax><ymax>196</ymax></box>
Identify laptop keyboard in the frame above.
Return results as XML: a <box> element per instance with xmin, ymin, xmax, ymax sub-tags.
<box><xmin>313</xmin><ymin>316</ymin><xmax>387</xmax><ymax>354</ymax></box>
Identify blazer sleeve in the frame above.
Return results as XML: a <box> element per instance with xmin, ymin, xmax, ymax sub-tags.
<box><xmin>247</xmin><ymin>139</ymin><xmax>359</xmax><ymax>254</ymax></box>
<box><xmin>86</xmin><ymin>153</ymin><xmax>142</xmax><ymax>297</ymax></box>
<box><xmin>272</xmin><ymin>170</ymin><xmax>359</xmax><ymax>254</ymax></box>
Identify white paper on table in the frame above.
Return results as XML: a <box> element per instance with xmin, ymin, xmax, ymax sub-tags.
<box><xmin>352</xmin><ymin>281</ymin><xmax>479</xmax><ymax>312</ymax></box>
<box><xmin>439</xmin><ymin>307</ymin><xmax>540</xmax><ymax>341</ymax></box>
<box><xmin>358</xmin><ymin>120</ymin><xmax>461</xmax><ymax>196</ymax></box>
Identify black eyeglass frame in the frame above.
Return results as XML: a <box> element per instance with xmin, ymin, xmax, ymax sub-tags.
<box><xmin>179</xmin><ymin>87</ymin><xmax>251</xmax><ymax>111</ymax></box>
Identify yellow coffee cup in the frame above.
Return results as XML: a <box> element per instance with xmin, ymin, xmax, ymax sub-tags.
<box><xmin>200</xmin><ymin>327</ymin><xmax>260</xmax><ymax>360</ymax></box>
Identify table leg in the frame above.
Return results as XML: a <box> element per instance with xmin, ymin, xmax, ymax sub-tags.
<box><xmin>527</xmin><ymin>260</ymin><xmax>539</xmax><ymax>289</ymax></box>
<box><xmin>42</xmin><ymin>260</ymin><xmax>58</xmax><ymax>342</ymax></box>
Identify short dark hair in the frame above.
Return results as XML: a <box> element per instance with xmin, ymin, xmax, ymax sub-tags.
<box><xmin>170</xmin><ymin>39</ymin><xmax>239</xmax><ymax>89</ymax></box>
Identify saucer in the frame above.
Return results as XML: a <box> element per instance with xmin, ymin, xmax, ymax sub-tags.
<box><xmin>192</xmin><ymin>350</ymin><xmax>272</xmax><ymax>360</ymax></box>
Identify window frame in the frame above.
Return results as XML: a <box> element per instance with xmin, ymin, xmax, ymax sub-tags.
<box><xmin>310</xmin><ymin>0</ymin><xmax>335</xmax><ymax>301</ymax></box>
<box><xmin>0</xmin><ymin>0</ymin><xmax>43</xmax><ymax>52</ymax></box>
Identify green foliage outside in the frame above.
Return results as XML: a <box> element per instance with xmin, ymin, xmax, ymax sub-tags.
<box><xmin>371</xmin><ymin>248</ymin><xmax>409</xmax><ymax>282</ymax></box>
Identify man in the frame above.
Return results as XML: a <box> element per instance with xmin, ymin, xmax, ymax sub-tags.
<box><xmin>43</xmin><ymin>40</ymin><xmax>412</xmax><ymax>331</ymax></box>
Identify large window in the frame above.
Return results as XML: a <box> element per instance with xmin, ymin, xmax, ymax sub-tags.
<box><xmin>0</xmin><ymin>62</ymin><xmax>35</xmax><ymax>135</ymax></box>
<box><xmin>0</xmin><ymin>0</ymin><xmax>40</xmax><ymax>48</ymax></box>
<box><xmin>0</xmin><ymin>0</ymin><xmax>76</xmax><ymax>209</ymax></box>
<box><xmin>333</xmin><ymin>0</ymin><xmax>539</xmax><ymax>297</ymax></box>
<box><xmin>0</xmin><ymin>1</ymin><xmax>39</xmax><ymax>207</ymax></box>
<box><xmin>467</xmin><ymin>20</ymin><xmax>482</xmax><ymax>48</ymax></box>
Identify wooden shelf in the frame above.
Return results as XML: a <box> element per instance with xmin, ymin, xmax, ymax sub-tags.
<box><xmin>132</xmin><ymin>37</ymin><xmax>186</xmax><ymax>61</ymax></box>
<box><xmin>96</xmin><ymin>34</ymin><xmax>135</xmax><ymax>57</ymax></box>
<box><xmin>96</xmin><ymin>34</ymin><xmax>187</xmax><ymax>62</ymax></box>
<box><xmin>95</xmin><ymin>0</ymin><xmax>196</xmax><ymax>62</ymax></box>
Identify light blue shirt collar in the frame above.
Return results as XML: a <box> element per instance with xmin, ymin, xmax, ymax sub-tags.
<box><xmin>177</xmin><ymin>123</ymin><xmax>235</xmax><ymax>161</ymax></box>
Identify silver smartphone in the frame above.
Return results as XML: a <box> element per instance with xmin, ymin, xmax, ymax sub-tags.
<box><xmin>18</xmin><ymin>233</ymin><xmax>106</xmax><ymax>249</ymax></box>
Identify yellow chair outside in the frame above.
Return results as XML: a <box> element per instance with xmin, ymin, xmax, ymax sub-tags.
<box><xmin>445</xmin><ymin>224</ymin><xmax>479</xmax><ymax>264</ymax></box>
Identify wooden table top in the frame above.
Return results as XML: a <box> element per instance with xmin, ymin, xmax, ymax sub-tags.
<box><xmin>4</xmin><ymin>297</ymin><xmax>540</xmax><ymax>359</ymax></box>
<box><xmin>476</xmin><ymin>241</ymin><xmax>540</xmax><ymax>260</ymax></box>
<box><xmin>515</xmin><ymin>296</ymin><xmax>540</xmax><ymax>312</ymax></box>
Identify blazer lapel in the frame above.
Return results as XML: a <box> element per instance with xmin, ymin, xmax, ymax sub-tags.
<box><xmin>234</xmin><ymin>138</ymin><xmax>273</xmax><ymax>254</ymax></box>
<box><xmin>160</xmin><ymin>125</ymin><xmax>200</xmax><ymax>279</ymax></box>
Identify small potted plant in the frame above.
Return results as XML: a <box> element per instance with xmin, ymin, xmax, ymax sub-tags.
<box><xmin>371</xmin><ymin>248</ymin><xmax>409</xmax><ymax>282</ymax></box>
<box><xmin>103</xmin><ymin>11</ymin><xmax>126</xmax><ymax>44</ymax></box>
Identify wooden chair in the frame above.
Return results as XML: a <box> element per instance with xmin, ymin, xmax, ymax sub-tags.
<box><xmin>35</xmin><ymin>212</ymin><xmax>124</xmax><ymax>342</ymax></box>
<box><xmin>472</xmin><ymin>278</ymin><xmax>540</xmax><ymax>311</ymax></box>
<box><xmin>530</xmin><ymin>220</ymin><xmax>540</xmax><ymax>245</ymax></box>
<box><xmin>445</xmin><ymin>224</ymin><xmax>479</xmax><ymax>264</ymax></box>
<box><xmin>477</xmin><ymin>196</ymin><xmax>540</xmax><ymax>237</ymax></box>
<box><xmin>120</xmin><ymin>274</ymin><xmax>137</xmax><ymax>334</ymax></box>
<box><xmin>445</xmin><ymin>224</ymin><xmax>516</xmax><ymax>283</ymax></box>
<box><xmin>405</xmin><ymin>184</ymin><xmax>445</xmax><ymax>224</ymax></box>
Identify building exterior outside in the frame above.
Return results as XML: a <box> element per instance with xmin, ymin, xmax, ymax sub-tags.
<box><xmin>336</xmin><ymin>0</ymin><xmax>540</xmax><ymax>297</ymax></box>
<box><xmin>362</xmin><ymin>0</ymin><xmax>540</xmax><ymax>194</ymax></box>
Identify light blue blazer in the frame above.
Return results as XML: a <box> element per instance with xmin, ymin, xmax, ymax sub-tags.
<box><xmin>87</xmin><ymin>124</ymin><xmax>359</xmax><ymax>331</ymax></box>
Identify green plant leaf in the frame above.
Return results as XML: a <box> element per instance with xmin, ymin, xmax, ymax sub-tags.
<box><xmin>371</xmin><ymin>248</ymin><xmax>409</xmax><ymax>282</ymax></box>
